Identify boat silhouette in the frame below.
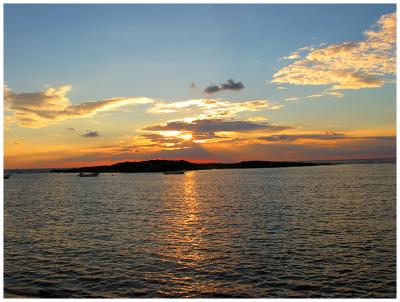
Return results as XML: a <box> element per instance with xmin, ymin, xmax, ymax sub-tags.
<box><xmin>163</xmin><ymin>170</ymin><xmax>185</xmax><ymax>175</ymax></box>
<box><xmin>77</xmin><ymin>172</ymin><xmax>99</xmax><ymax>177</ymax></box>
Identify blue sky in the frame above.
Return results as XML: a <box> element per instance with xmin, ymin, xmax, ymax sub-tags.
<box><xmin>4</xmin><ymin>4</ymin><xmax>397</xmax><ymax>168</ymax></box>
<box><xmin>5</xmin><ymin>4</ymin><xmax>395</xmax><ymax>101</ymax></box>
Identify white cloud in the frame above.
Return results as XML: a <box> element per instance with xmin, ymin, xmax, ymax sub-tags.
<box><xmin>306</xmin><ymin>90</ymin><xmax>344</xmax><ymax>99</ymax></box>
<box><xmin>147</xmin><ymin>98</ymin><xmax>282</xmax><ymax>118</ymax></box>
<box><xmin>282</xmin><ymin>51</ymin><xmax>301</xmax><ymax>60</ymax></box>
<box><xmin>285</xmin><ymin>97</ymin><xmax>299</xmax><ymax>101</ymax></box>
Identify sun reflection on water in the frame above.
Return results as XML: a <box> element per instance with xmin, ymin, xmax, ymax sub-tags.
<box><xmin>164</xmin><ymin>171</ymin><xmax>205</xmax><ymax>262</ymax></box>
<box><xmin>151</xmin><ymin>171</ymin><xmax>221</xmax><ymax>296</ymax></box>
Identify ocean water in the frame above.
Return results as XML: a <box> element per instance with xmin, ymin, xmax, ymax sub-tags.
<box><xmin>4</xmin><ymin>163</ymin><xmax>396</xmax><ymax>298</ymax></box>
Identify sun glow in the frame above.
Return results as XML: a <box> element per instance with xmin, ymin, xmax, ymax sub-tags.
<box><xmin>179</xmin><ymin>133</ymin><xmax>193</xmax><ymax>140</ymax></box>
<box><xmin>159</xmin><ymin>131</ymin><xmax>182</xmax><ymax>137</ymax></box>
<box><xmin>156</xmin><ymin>130</ymin><xmax>193</xmax><ymax>140</ymax></box>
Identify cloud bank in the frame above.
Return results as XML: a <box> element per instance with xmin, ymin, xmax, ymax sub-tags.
<box><xmin>272</xmin><ymin>12</ymin><xmax>396</xmax><ymax>94</ymax></box>
<box><xmin>147</xmin><ymin>98</ymin><xmax>282</xmax><ymax>120</ymax></box>
<box><xmin>142</xmin><ymin>118</ymin><xmax>293</xmax><ymax>144</ymax></box>
<box><xmin>5</xmin><ymin>85</ymin><xmax>281</xmax><ymax>129</ymax></box>
<box><xmin>5</xmin><ymin>85</ymin><xmax>154</xmax><ymax>128</ymax></box>
<box><xmin>257</xmin><ymin>132</ymin><xmax>396</xmax><ymax>143</ymax></box>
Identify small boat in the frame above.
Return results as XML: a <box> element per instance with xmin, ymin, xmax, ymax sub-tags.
<box><xmin>4</xmin><ymin>173</ymin><xmax>10</xmax><ymax>179</ymax></box>
<box><xmin>163</xmin><ymin>170</ymin><xmax>185</xmax><ymax>175</ymax></box>
<box><xmin>78</xmin><ymin>172</ymin><xmax>99</xmax><ymax>177</ymax></box>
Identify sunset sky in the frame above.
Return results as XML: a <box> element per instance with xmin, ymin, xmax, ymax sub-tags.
<box><xmin>4</xmin><ymin>4</ymin><xmax>396</xmax><ymax>169</ymax></box>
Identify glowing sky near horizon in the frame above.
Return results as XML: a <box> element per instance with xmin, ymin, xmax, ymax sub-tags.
<box><xmin>4</xmin><ymin>4</ymin><xmax>396</xmax><ymax>168</ymax></box>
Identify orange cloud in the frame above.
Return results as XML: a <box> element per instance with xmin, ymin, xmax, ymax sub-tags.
<box><xmin>5</xmin><ymin>127</ymin><xmax>395</xmax><ymax>169</ymax></box>
<box><xmin>5</xmin><ymin>85</ymin><xmax>154</xmax><ymax>128</ymax></box>
<box><xmin>272</xmin><ymin>12</ymin><xmax>396</xmax><ymax>94</ymax></box>
<box><xmin>142</xmin><ymin>118</ymin><xmax>293</xmax><ymax>144</ymax></box>
<box><xmin>5</xmin><ymin>84</ymin><xmax>281</xmax><ymax>129</ymax></box>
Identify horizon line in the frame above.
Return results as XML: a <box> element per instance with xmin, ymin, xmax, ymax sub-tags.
<box><xmin>4</xmin><ymin>156</ymin><xmax>396</xmax><ymax>171</ymax></box>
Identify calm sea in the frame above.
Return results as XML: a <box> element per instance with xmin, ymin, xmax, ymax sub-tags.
<box><xmin>4</xmin><ymin>163</ymin><xmax>396</xmax><ymax>298</ymax></box>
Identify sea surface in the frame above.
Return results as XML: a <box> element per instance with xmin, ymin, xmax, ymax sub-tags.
<box><xmin>4</xmin><ymin>163</ymin><xmax>396</xmax><ymax>298</ymax></box>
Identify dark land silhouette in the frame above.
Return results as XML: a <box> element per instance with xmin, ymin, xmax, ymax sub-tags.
<box><xmin>50</xmin><ymin>159</ymin><xmax>331</xmax><ymax>173</ymax></box>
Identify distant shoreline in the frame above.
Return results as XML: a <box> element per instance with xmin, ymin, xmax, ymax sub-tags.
<box><xmin>4</xmin><ymin>158</ymin><xmax>395</xmax><ymax>174</ymax></box>
<box><xmin>49</xmin><ymin>159</ymin><xmax>332</xmax><ymax>174</ymax></box>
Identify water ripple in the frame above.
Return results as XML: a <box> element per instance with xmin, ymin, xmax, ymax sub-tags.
<box><xmin>4</xmin><ymin>164</ymin><xmax>396</xmax><ymax>297</ymax></box>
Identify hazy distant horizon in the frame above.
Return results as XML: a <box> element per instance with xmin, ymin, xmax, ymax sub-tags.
<box><xmin>4</xmin><ymin>156</ymin><xmax>396</xmax><ymax>171</ymax></box>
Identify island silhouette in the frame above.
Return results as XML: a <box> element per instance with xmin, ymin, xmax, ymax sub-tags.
<box><xmin>50</xmin><ymin>159</ymin><xmax>330</xmax><ymax>173</ymax></box>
